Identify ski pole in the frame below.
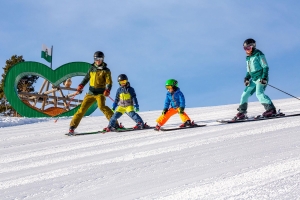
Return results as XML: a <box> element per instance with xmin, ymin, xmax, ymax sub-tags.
<box><xmin>267</xmin><ymin>83</ymin><xmax>300</xmax><ymax>101</ymax></box>
<box><xmin>54</xmin><ymin>93</ymin><xmax>77</xmax><ymax>123</ymax></box>
<box><xmin>108</xmin><ymin>96</ymin><xmax>115</xmax><ymax>102</ymax></box>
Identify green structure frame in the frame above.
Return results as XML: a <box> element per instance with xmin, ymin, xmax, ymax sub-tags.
<box><xmin>4</xmin><ymin>61</ymin><xmax>97</xmax><ymax>117</ymax></box>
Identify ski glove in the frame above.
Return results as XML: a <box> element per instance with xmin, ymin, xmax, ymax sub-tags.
<box><xmin>112</xmin><ymin>102</ymin><xmax>118</xmax><ymax>112</ymax></box>
<box><xmin>103</xmin><ymin>89</ymin><xmax>110</xmax><ymax>97</ymax></box>
<box><xmin>76</xmin><ymin>84</ymin><xmax>84</xmax><ymax>93</ymax></box>
<box><xmin>260</xmin><ymin>78</ymin><xmax>267</xmax><ymax>85</ymax></box>
<box><xmin>134</xmin><ymin>105</ymin><xmax>139</xmax><ymax>112</ymax></box>
<box><xmin>244</xmin><ymin>78</ymin><xmax>250</xmax><ymax>86</ymax></box>
<box><xmin>178</xmin><ymin>107</ymin><xmax>184</xmax><ymax>114</ymax></box>
<box><xmin>162</xmin><ymin>108</ymin><xmax>168</xmax><ymax>115</ymax></box>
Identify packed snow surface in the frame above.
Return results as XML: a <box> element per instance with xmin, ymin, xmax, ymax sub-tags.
<box><xmin>1</xmin><ymin>98</ymin><xmax>300</xmax><ymax>200</ymax></box>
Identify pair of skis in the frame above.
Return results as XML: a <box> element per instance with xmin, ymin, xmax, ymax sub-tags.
<box><xmin>217</xmin><ymin>112</ymin><xmax>300</xmax><ymax>124</ymax></box>
<box><xmin>65</xmin><ymin>126</ymin><xmax>154</xmax><ymax>136</ymax></box>
<box><xmin>157</xmin><ymin>124</ymin><xmax>207</xmax><ymax>131</ymax></box>
<box><xmin>66</xmin><ymin>123</ymin><xmax>207</xmax><ymax>136</ymax></box>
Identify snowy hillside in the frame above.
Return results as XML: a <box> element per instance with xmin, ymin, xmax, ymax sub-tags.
<box><xmin>1</xmin><ymin>98</ymin><xmax>300</xmax><ymax>200</ymax></box>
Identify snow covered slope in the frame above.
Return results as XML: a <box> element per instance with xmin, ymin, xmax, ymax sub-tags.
<box><xmin>1</xmin><ymin>98</ymin><xmax>300</xmax><ymax>200</ymax></box>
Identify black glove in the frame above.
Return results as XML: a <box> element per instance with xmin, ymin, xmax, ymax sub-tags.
<box><xmin>260</xmin><ymin>78</ymin><xmax>267</xmax><ymax>85</ymax></box>
<box><xmin>178</xmin><ymin>107</ymin><xmax>184</xmax><ymax>114</ymax></box>
<box><xmin>244</xmin><ymin>78</ymin><xmax>250</xmax><ymax>86</ymax></box>
<box><xmin>162</xmin><ymin>108</ymin><xmax>168</xmax><ymax>115</ymax></box>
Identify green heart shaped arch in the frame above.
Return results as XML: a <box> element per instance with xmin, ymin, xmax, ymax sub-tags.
<box><xmin>4</xmin><ymin>61</ymin><xmax>97</xmax><ymax>117</ymax></box>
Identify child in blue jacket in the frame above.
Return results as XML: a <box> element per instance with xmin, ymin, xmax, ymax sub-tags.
<box><xmin>155</xmin><ymin>79</ymin><xmax>194</xmax><ymax>131</ymax></box>
<box><xmin>103</xmin><ymin>74</ymin><xmax>149</xmax><ymax>131</ymax></box>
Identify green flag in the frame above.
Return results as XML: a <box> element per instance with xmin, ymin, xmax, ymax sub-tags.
<box><xmin>41</xmin><ymin>44</ymin><xmax>52</xmax><ymax>63</ymax></box>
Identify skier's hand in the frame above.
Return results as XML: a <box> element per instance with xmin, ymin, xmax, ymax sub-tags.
<box><xmin>260</xmin><ymin>78</ymin><xmax>267</xmax><ymax>85</ymax></box>
<box><xmin>178</xmin><ymin>107</ymin><xmax>184</xmax><ymax>114</ymax></box>
<box><xmin>162</xmin><ymin>108</ymin><xmax>168</xmax><ymax>115</ymax></box>
<box><xmin>76</xmin><ymin>84</ymin><xmax>84</xmax><ymax>93</ymax></box>
<box><xmin>134</xmin><ymin>105</ymin><xmax>139</xmax><ymax>112</ymax></box>
<box><xmin>244</xmin><ymin>78</ymin><xmax>250</xmax><ymax>86</ymax></box>
<box><xmin>103</xmin><ymin>89</ymin><xmax>110</xmax><ymax>97</ymax></box>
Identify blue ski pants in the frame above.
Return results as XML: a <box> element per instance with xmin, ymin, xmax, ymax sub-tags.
<box><xmin>108</xmin><ymin>105</ymin><xmax>144</xmax><ymax>128</ymax></box>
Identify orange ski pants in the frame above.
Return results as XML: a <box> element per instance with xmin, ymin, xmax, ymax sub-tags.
<box><xmin>156</xmin><ymin>107</ymin><xmax>190</xmax><ymax>126</ymax></box>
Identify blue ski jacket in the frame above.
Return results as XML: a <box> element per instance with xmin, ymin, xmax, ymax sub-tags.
<box><xmin>113</xmin><ymin>83</ymin><xmax>138</xmax><ymax>108</ymax></box>
<box><xmin>164</xmin><ymin>88</ymin><xmax>186</xmax><ymax>109</ymax></box>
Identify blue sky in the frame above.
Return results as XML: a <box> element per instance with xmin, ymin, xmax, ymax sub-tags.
<box><xmin>1</xmin><ymin>1</ymin><xmax>300</xmax><ymax>116</ymax></box>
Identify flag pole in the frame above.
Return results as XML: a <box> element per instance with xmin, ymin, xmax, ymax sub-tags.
<box><xmin>50</xmin><ymin>45</ymin><xmax>53</xmax><ymax>69</ymax></box>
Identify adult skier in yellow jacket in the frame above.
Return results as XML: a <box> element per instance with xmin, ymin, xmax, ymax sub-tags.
<box><xmin>68</xmin><ymin>51</ymin><xmax>117</xmax><ymax>135</ymax></box>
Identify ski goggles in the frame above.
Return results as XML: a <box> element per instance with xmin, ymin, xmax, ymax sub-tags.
<box><xmin>119</xmin><ymin>80</ymin><xmax>127</xmax><ymax>84</ymax></box>
<box><xmin>243</xmin><ymin>44</ymin><xmax>254</xmax><ymax>51</ymax></box>
<box><xmin>94</xmin><ymin>57</ymin><xmax>104</xmax><ymax>61</ymax></box>
<box><xmin>165</xmin><ymin>85</ymin><xmax>173</xmax><ymax>90</ymax></box>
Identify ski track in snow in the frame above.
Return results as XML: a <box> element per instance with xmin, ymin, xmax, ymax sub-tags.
<box><xmin>143</xmin><ymin>158</ymin><xmax>300</xmax><ymax>200</ymax></box>
<box><xmin>0</xmin><ymin>98</ymin><xmax>300</xmax><ymax>199</ymax></box>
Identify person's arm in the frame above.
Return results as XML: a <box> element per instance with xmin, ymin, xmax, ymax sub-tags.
<box><xmin>129</xmin><ymin>87</ymin><xmax>139</xmax><ymax>112</ymax></box>
<box><xmin>103</xmin><ymin>70</ymin><xmax>113</xmax><ymax>96</ymax></box>
<box><xmin>129</xmin><ymin>87</ymin><xmax>138</xmax><ymax>106</ymax></box>
<box><xmin>162</xmin><ymin>94</ymin><xmax>170</xmax><ymax>115</ymax></box>
<box><xmin>112</xmin><ymin>88</ymin><xmax>120</xmax><ymax>111</ymax></box>
<box><xmin>245</xmin><ymin>72</ymin><xmax>251</xmax><ymax>80</ymax></box>
<box><xmin>79</xmin><ymin>67</ymin><xmax>91</xmax><ymax>87</ymax></box>
<box><xmin>114</xmin><ymin>88</ymin><xmax>120</xmax><ymax>104</ymax></box>
<box><xmin>105</xmin><ymin>70</ymin><xmax>113</xmax><ymax>91</ymax></box>
<box><xmin>178</xmin><ymin>92</ymin><xmax>186</xmax><ymax>108</ymax></box>
<box><xmin>259</xmin><ymin>54</ymin><xmax>269</xmax><ymax>79</ymax></box>
<box><xmin>164</xmin><ymin>94</ymin><xmax>171</xmax><ymax>109</ymax></box>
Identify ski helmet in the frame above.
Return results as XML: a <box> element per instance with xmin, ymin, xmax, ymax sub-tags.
<box><xmin>243</xmin><ymin>38</ymin><xmax>256</xmax><ymax>48</ymax></box>
<box><xmin>118</xmin><ymin>74</ymin><xmax>128</xmax><ymax>82</ymax></box>
<box><xmin>94</xmin><ymin>51</ymin><xmax>104</xmax><ymax>60</ymax></box>
<box><xmin>165</xmin><ymin>79</ymin><xmax>178</xmax><ymax>87</ymax></box>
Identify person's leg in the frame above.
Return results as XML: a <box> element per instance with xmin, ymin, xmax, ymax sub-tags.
<box><xmin>96</xmin><ymin>95</ymin><xmax>119</xmax><ymax>126</ymax></box>
<box><xmin>156</xmin><ymin>108</ymin><xmax>177</xmax><ymax>126</ymax></box>
<box><xmin>238</xmin><ymin>80</ymin><xmax>256</xmax><ymax>113</ymax></box>
<box><xmin>254</xmin><ymin>80</ymin><xmax>276</xmax><ymax>113</ymax></box>
<box><xmin>177</xmin><ymin>107</ymin><xmax>191</xmax><ymax>123</ymax></box>
<box><xmin>70</xmin><ymin>94</ymin><xmax>96</xmax><ymax>129</ymax></box>
<box><xmin>108</xmin><ymin>112</ymin><xmax>123</xmax><ymax>128</ymax></box>
<box><xmin>125</xmin><ymin>106</ymin><xmax>144</xmax><ymax>125</ymax></box>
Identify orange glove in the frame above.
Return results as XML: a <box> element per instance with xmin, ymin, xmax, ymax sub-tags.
<box><xmin>103</xmin><ymin>89</ymin><xmax>110</xmax><ymax>97</ymax></box>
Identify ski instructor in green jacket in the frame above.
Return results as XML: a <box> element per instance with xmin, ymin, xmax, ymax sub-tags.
<box><xmin>233</xmin><ymin>38</ymin><xmax>277</xmax><ymax>120</ymax></box>
<box><xmin>68</xmin><ymin>51</ymin><xmax>118</xmax><ymax>135</ymax></box>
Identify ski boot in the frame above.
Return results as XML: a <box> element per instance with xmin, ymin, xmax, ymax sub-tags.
<box><xmin>179</xmin><ymin>120</ymin><xmax>194</xmax><ymax>128</ymax></box>
<box><xmin>103</xmin><ymin>126</ymin><xmax>116</xmax><ymax>132</ymax></box>
<box><xmin>143</xmin><ymin>122</ymin><xmax>150</xmax><ymax>129</ymax></box>
<box><xmin>115</xmin><ymin>123</ymin><xmax>124</xmax><ymax>129</ymax></box>
<box><xmin>232</xmin><ymin>112</ymin><xmax>247</xmax><ymax>121</ymax></box>
<box><xmin>154</xmin><ymin>124</ymin><xmax>161</xmax><ymax>131</ymax></box>
<box><xmin>133</xmin><ymin>122</ymin><xmax>143</xmax><ymax>130</ymax></box>
<box><xmin>133</xmin><ymin>122</ymin><xmax>151</xmax><ymax>130</ymax></box>
<box><xmin>262</xmin><ymin>108</ymin><xmax>277</xmax><ymax>118</ymax></box>
<box><xmin>67</xmin><ymin>126</ymin><xmax>75</xmax><ymax>136</ymax></box>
